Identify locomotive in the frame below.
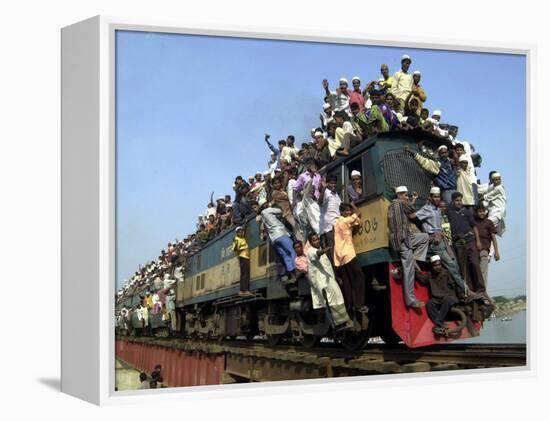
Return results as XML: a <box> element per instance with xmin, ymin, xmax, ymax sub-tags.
<box><xmin>116</xmin><ymin>128</ymin><xmax>493</xmax><ymax>350</ymax></box>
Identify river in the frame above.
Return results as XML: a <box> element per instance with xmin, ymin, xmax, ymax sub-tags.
<box><xmin>457</xmin><ymin>310</ymin><xmax>527</xmax><ymax>344</ymax></box>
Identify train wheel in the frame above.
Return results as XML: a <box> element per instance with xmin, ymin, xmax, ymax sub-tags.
<box><xmin>300</xmin><ymin>334</ymin><xmax>320</xmax><ymax>349</ymax></box>
<box><xmin>380</xmin><ymin>329</ymin><xmax>401</xmax><ymax>346</ymax></box>
<box><xmin>266</xmin><ymin>333</ymin><xmax>283</xmax><ymax>346</ymax></box>
<box><xmin>340</xmin><ymin>331</ymin><xmax>370</xmax><ymax>351</ymax></box>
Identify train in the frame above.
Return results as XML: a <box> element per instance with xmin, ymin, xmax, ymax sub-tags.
<box><xmin>116</xmin><ymin>128</ymin><xmax>494</xmax><ymax>350</ymax></box>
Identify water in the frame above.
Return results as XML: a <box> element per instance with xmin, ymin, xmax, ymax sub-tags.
<box><xmin>457</xmin><ymin>310</ymin><xmax>527</xmax><ymax>344</ymax></box>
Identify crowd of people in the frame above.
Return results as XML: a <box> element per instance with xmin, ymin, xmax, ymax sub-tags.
<box><xmin>117</xmin><ymin>54</ymin><xmax>507</xmax><ymax>336</ymax></box>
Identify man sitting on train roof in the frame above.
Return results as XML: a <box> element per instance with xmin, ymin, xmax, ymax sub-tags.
<box><xmin>251</xmin><ymin>198</ymin><xmax>297</xmax><ymax>284</ymax></box>
<box><xmin>364</xmin><ymin>90</ymin><xmax>390</xmax><ymax>135</ymax></box>
<box><xmin>323</xmin><ymin>77</ymin><xmax>352</xmax><ymax>116</ymax></box>
<box><xmin>334</xmin><ymin>111</ymin><xmax>360</xmax><ymax>157</ymax></box>
<box><xmin>388</xmin><ymin>185</ymin><xmax>430</xmax><ymax>309</ymax></box>
<box><xmin>306</xmin><ymin>232</ymin><xmax>354</xmax><ymax>330</ymax></box>
<box><xmin>423</xmin><ymin>255</ymin><xmax>463</xmax><ymax>336</ymax></box>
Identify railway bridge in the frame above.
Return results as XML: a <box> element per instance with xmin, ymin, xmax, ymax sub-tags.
<box><xmin>115</xmin><ymin>336</ymin><xmax>526</xmax><ymax>387</ymax></box>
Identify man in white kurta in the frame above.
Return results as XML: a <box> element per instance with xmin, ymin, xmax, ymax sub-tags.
<box><xmin>306</xmin><ymin>234</ymin><xmax>351</xmax><ymax>326</ymax></box>
<box><xmin>478</xmin><ymin>172</ymin><xmax>507</xmax><ymax>236</ymax></box>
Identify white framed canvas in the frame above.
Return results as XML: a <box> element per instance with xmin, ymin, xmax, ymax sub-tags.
<box><xmin>61</xmin><ymin>15</ymin><xmax>533</xmax><ymax>406</ymax></box>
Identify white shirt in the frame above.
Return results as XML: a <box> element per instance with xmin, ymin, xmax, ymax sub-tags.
<box><xmin>320</xmin><ymin>189</ymin><xmax>342</xmax><ymax>234</ymax></box>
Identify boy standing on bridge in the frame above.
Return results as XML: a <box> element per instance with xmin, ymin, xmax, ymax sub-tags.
<box><xmin>233</xmin><ymin>226</ymin><xmax>252</xmax><ymax>296</ymax></box>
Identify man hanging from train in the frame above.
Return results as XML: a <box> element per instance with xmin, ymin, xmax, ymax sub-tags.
<box><xmin>446</xmin><ymin>192</ymin><xmax>488</xmax><ymax>301</ymax></box>
<box><xmin>232</xmin><ymin>226</ymin><xmax>253</xmax><ymax>297</ymax></box>
<box><xmin>414</xmin><ymin>186</ymin><xmax>479</xmax><ymax>301</ymax></box>
<box><xmin>306</xmin><ymin>233</ymin><xmax>354</xmax><ymax>330</ymax></box>
<box><xmin>251</xmin><ymin>198</ymin><xmax>297</xmax><ymax>284</ymax></box>
<box><xmin>388</xmin><ymin>185</ymin><xmax>429</xmax><ymax>309</ymax></box>
<box><xmin>318</xmin><ymin>174</ymin><xmax>341</xmax><ymax>264</ymax></box>
<box><xmin>292</xmin><ymin>158</ymin><xmax>322</xmax><ymax>236</ymax></box>
<box><xmin>333</xmin><ymin>202</ymin><xmax>368</xmax><ymax>315</ymax></box>
<box><xmin>423</xmin><ymin>255</ymin><xmax>462</xmax><ymax>336</ymax></box>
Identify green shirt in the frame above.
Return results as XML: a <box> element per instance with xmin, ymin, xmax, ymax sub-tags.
<box><xmin>367</xmin><ymin>105</ymin><xmax>389</xmax><ymax>134</ymax></box>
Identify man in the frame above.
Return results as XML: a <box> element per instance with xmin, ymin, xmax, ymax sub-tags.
<box><xmin>410</xmin><ymin>70</ymin><xmax>427</xmax><ymax>114</ymax></box>
<box><xmin>377</xmin><ymin>63</ymin><xmax>394</xmax><ymax>94</ymax></box>
<box><xmin>318</xmin><ymin>174</ymin><xmax>341</xmax><ymax>262</ymax></box>
<box><xmin>325</xmin><ymin>122</ymin><xmax>340</xmax><ymax>158</ymax></box>
<box><xmin>293</xmin><ymin>158</ymin><xmax>322</xmax><ymax>235</ymax></box>
<box><xmin>313</xmin><ymin>131</ymin><xmax>332</xmax><ymax>168</ymax></box>
<box><xmin>320</xmin><ymin>102</ymin><xmax>335</xmax><ymax>131</ymax></box>
<box><xmin>349</xmin><ymin>76</ymin><xmax>366</xmax><ymax>112</ymax></box>
<box><xmin>232</xmin><ymin>226</ymin><xmax>252</xmax><ymax>296</ymax></box>
<box><xmin>285</xmin><ymin>135</ymin><xmax>300</xmax><ymax>158</ymax></box>
<box><xmin>390</xmin><ymin>55</ymin><xmax>414</xmax><ymax>113</ymax></box>
<box><xmin>478</xmin><ymin>171</ymin><xmax>507</xmax><ymax>236</ymax></box>
<box><xmin>306</xmin><ymin>233</ymin><xmax>353</xmax><ymax>329</ymax></box>
<box><xmin>346</xmin><ymin>170</ymin><xmax>364</xmax><ymax>203</ymax></box>
<box><xmin>334</xmin><ymin>111</ymin><xmax>359</xmax><ymax>156</ymax></box>
<box><xmin>456</xmin><ymin>155</ymin><xmax>475</xmax><ymax>207</ymax></box>
<box><xmin>323</xmin><ymin>77</ymin><xmax>351</xmax><ymax>116</ymax></box>
<box><xmin>272</xmin><ymin>176</ymin><xmax>302</xmax><ymax>241</ymax></box>
<box><xmin>424</xmin><ymin>255</ymin><xmax>462</xmax><ymax>336</ymax></box>
<box><xmin>414</xmin><ymin>187</ymin><xmax>470</xmax><ymax>299</ymax></box>
<box><xmin>410</xmin><ymin>144</ymin><xmax>457</xmax><ymax>205</ymax></box>
<box><xmin>333</xmin><ymin>202</ymin><xmax>368</xmax><ymax>314</ymax></box>
<box><xmin>475</xmin><ymin>205</ymin><xmax>500</xmax><ymax>292</ymax></box>
<box><xmin>446</xmin><ymin>192</ymin><xmax>487</xmax><ymax>298</ymax></box>
<box><xmin>232</xmin><ymin>175</ymin><xmax>252</xmax><ymax>223</ymax></box>
<box><xmin>365</xmin><ymin>90</ymin><xmax>390</xmax><ymax>135</ymax></box>
<box><xmin>138</xmin><ymin>372</ymin><xmax>150</xmax><ymax>390</ymax></box>
<box><xmin>350</xmin><ymin>102</ymin><xmax>369</xmax><ymax>141</ymax></box>
<box><xmin>267</xmin><ymin>152</ymin><xmax>278</xmax><ymax>176</ymax></box>
<box><xmin>251</xmin><ymin>199</ymin><xmax>296</xmax><ymax>283</ymax></box>
<box><xmin>387</xmin><ymin>185</ymin><xmax>429</xmax><ymax>308</ymax></box>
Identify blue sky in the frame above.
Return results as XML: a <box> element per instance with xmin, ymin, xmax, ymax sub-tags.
<box><xmin>115</xmin><ymin>30</ymin><xmax>526</xmax><ymax>297</ymax></box>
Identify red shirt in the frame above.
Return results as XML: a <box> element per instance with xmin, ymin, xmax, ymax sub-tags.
<box><xmin>348</xmin><ymin>89</ymin><xmax>365</xmax><ymax>112</ymax></box>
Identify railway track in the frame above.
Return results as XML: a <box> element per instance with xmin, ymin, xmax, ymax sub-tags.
<box><xmin>117</xmin><ymin>336</ymin><xmax>526</xmax><ymax>382</ymax></box>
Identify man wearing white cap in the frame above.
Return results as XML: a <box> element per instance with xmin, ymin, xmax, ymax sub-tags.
<box><xmin>409</xmin><ymin>144</ymin><xmax>457</xmax><ymax>205</ymax></box>
<box><xmin>409</xmin><ymin>70</ymin><xmax>427</xmax><ymax>115</ymax></box>
<box><xmin>456</xmin><ymin>154</ymin><xmax>475</xmax><ymax>206</ymax></box>
<box><xmin>347</xmin><ymin>170</ymin><xmax>364</xmax><ymax>203</ymax></box>
<box><xmin>415</xmin><ymin>186</ymin><xmax>469</xmax><ymax>298</ymax></box>
<box><xmin>321</xmin><ymin>102</ymin><xmax>334</xmax><ymax>131</ymax></box>
<box><xmin>322</xmin><ymin>78</ymin><xmax>351</xmax><ymax>116</ymax></box>
<box><xmin>390</xmin><ymin>55</ymin><xmax>414</xmax><ymax>113</ymax></box>
<box><xmin>425</xmin><ymin>255</ymin><xmax>462</xmax><ymax>335</ymax></box>
<box><xmin>349</xmin><ymin>76</ymin><xmax>366</xmax><ymax>113</ymax></box>
<box><xmin>478</xmin><ymin>171</ymin><xmax>507</xmax><ymax>236</ymax></box>
<box><xmin>387</xmin><ymin>185</ymin><xmax>429</xmax><ymax>308</ymax></box>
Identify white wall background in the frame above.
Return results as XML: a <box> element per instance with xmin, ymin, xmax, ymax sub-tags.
<box><xmin>0</xmin><ymin>0</ymin><xmax>547</xmax><ymax>418</ymax></box>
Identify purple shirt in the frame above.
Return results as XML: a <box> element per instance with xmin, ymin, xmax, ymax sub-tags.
<box><xmin>293</xmin><ymin>171</ymin><xmax>322</xmax><ymax>200</ymax></box>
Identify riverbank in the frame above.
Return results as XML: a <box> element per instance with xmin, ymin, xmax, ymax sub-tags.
<box><xmin>491</xmin><ymin>295</ymin><xmax>527</xmax><ymax>318</ymax></box>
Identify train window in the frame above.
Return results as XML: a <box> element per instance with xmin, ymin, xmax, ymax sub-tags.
<box><xmin>195</xmin><ymin>275</ymin><xmax>200</xmax><ymax>291</ymax></box>
<box><xmin>361</xmin><ymin>149</ymin><xmax>377</xmax><ymax>199</ymax></box>
<box><xmin>200</xmin><ymin>273</ymin><xmax>205</xmax><ymax>289</ymax></box>
<box><xmin>258</xmin><ymin>243</ymin><xmax>267</xmax><ymax>267</ymax></box>
<box><xmin>196</xmin><ymin>254</ymin><xmax>202</xmax><ymax>271</ymax></box>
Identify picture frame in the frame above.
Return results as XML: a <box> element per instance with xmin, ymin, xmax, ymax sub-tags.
<box><xmin>61</xmin><ymin>15</ymin><xmax>533</xmax><ymax>406</ymax></box>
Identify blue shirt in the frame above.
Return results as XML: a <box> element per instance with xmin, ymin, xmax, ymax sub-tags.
<box><xmin>415</xmin><ymin>202</ymin><xmax>442</xmax><ymax>234</ymax></box>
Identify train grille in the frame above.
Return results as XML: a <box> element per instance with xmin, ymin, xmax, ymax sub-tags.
<box><xmin>382</xmin><ymin>150</ymin><xmax>432</xmax><ymax>198</ymax></box>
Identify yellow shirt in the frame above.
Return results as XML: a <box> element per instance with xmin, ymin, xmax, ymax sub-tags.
<box><xmin>232</xmin><ymin>236</ymin><xmax>250</xmax><ymax>259</ymax></box>
<box><xmin>333</xmin><ymin>213</ymin><xmax>361</xmax><ymax>267</ymax></box>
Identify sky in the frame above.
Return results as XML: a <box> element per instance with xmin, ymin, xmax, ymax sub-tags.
<box><xmin>115</xmin><ymin>30</ymin><xmax>526</xmax><ymax>298</ymax></box>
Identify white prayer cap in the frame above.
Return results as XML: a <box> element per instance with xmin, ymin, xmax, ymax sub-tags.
<box><xmin>351</xmin><ymin>170</ymin><xmax>361</xmax><ymax>177</ymax></box>
<box><xmin>458</xmin><ymin>155</ymin><xmax>469</xmax><ymax>163</ymax></box>
<box><xmin>352</xmin><ymin>76</ymin><xmax>361</xmax><ymax>82</ymax></box>
<box><xmin>430</xmin><ymin>255</ymin><xmax>441</xmax><ymax>263</ymax></box>
<box><xmin>198</xmin><ymin>214</ymin><xmax>203</xmax><ymax>218</ymax></box>
<box><xmin>490</xmin><ymin>172</ymin><xmax>501</xmax><ymax>179</ymax></box>
<box><xmin>323</xmin><ymin>103</ymin><xmax>331</xmax><ymax>110</ymax></box>
<box><xmin>226</xmin><ymin>203</ymin><xmax>233</xmax><ymax>208</ymax></box>
<box><xmin>378</xmin><ymin>78</ymin><xmax>384</xmax><ymax>82</ymax></box>
<box><xmin>217</xmin><ymin>196</ymin><xmax>224</xmax><ymax>200</ymax></box>
<box><xmin>248</xmin><ymin>175</ymin><xmax>254</xmax><ymax>179</ymax></box>
<box><xmin>437</xmin><ymin>145</ymin><xmax>448</xmax><ymax>152</ymax></box>
<box><xmin>255</xmin><ymin>171</ymin><xmax>262</xmax><ymax>175</ymax></box>
<box><xmin>401</xmin><ymin>54</ymin><xmax>412</xmax><ymax>61</ymax></box>
<box><xmin>314</xmin><ymin>131</ymin><xmax>323</xmax><ymax>137</ymax></box>
<box><xmin>275</xmin><ymin>168</ymin><xmax>282</xmax><ymax>172</ymax></box>
<box><xmin>339</xmin><ymin>77</ymin><xmax>348</xmax><ymax>84</ymax></box>
<box><xmin>432</xmin><ymin>110</ymin><xmax>442</xmax><ymax>117</ymax></box>
<box><xmin>236</xmin><ymin>226</ymin><xmax>245</xmax><ymax>232</ymax></box>
<box><xmin>395</xmin><ymin>186</ymin><xmax>408</xmax><ymax>194</ymax></box>
<box><xmin>413</xmin><ymin>70</ymin><xmax>421</xmax><ymax>76</ymax></box>
<box><xmin>263</xmin><ymin>170</ymin><xmax>270</xmax><ymax>176</ymax></box>
<box><xmin>430</xmin><ymin>186</ymin><xmax>441</xmax><ymax>195</ymax></box>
